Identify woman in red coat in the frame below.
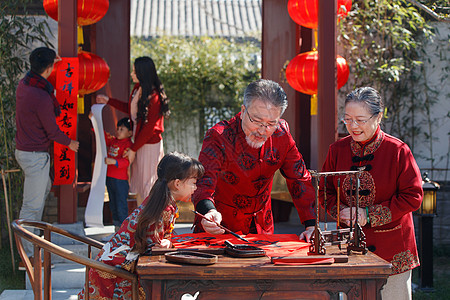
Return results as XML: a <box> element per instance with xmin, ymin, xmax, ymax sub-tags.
<box><xmin>321</xmin><ymin>87</ymin><xmax>422</xmax><ymax>300</ymax></box>
<box><xmin>97</xmin><ymin>57</ymin><xmax>170</xmax><ymax>205</ymax></box>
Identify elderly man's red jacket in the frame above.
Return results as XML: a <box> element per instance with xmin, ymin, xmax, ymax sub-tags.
<box><xmin>192</xmin><ymin>112</ymin><xmax>315</xmax><ymax>234</ymax></box>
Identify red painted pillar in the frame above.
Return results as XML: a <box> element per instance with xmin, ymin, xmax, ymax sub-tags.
<box><xmin>317</xmin><ymin>0</ymin><xmax>337</xmax><ymax>169</ymax></box>
<box><xmin>262</xmin><ymin>0</ymin><xmax>311</xmax><ymax>164</ymax></box>
<box><xmin>57</xmin><ymin>0</ymin><xmax>78</xmax><ymax>223</ymax></box>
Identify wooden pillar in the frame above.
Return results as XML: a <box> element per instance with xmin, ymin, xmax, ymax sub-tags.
<box><xmin>262</xmin><ymin>0</ymin><xmax>311</xmax><ymax>163</ymax></box>
<box><xmin>317</xmin><ymin>0</ymin><xmax>337</xmax><ymax>169</ymax></box>
<box><xmin>94</xmin><ymin>0</ymin><xmax>131</xmax><ymax>134</ymax></box>
<box><xmin>297</xmin><ymin>27</ymin><xmax>313</xmax><ymax>165</ymax></box>
<box><xmin>57</xmin><ymin>0</ymin><xmax>78</xmax><ymax>223</ymax></box>
<box><xmin>58</xmin><ymin>0</ymin><xmax>78</xmax><ymax>224</ymax></box>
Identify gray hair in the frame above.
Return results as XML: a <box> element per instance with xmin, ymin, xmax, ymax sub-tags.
<box><xmin>345</xmin><ymin>87</ymin><xmax>384</xmax><ymax>115</ymax></box>
<box><xmin>243</xmin><ymin>79</ymin><xmax>288</xmax><ymax>115</ymax></box>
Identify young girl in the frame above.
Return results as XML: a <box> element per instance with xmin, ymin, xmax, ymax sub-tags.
<box><xmin>79</xmin><ymin>152</ymin><xmax>204</xmax><ymax>299</ymax></box>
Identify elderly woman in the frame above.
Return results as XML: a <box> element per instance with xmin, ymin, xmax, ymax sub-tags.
<box><xmin>321</xmin><ymin>87</ymin><xmax>423</xmax><ymax>299</ymax></box>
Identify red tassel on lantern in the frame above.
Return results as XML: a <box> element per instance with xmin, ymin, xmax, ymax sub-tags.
<box><xmin>49</xmin><ymin>50</ymin><xmax>110</xmax><ymax>96</ymax></box>
<box><xmin>287</xmin><ymin>0</ymin><xmax>352</xmax><ymax>29</ymax></box>
<box><xmin>286</xmin><ymin>50</ymin><xmax>349</xmax><ymax>94</ymax></box>
<box><xmin>43</xmin><ymin>0</ymin><xmax>109</xmax><ymax>26</ymax></box>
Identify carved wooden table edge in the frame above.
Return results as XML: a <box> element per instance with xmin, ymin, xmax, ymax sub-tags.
<box><xmin>137</xmin><ymin>245</ymin><xmax>391</xmax><ymax>300</ymax></box>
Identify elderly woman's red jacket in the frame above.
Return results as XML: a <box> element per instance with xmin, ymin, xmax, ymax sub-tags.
<box><xmin>322</xmin><ymin>128</ymin><xmax>423</xmax><ymax>275</ymax></box>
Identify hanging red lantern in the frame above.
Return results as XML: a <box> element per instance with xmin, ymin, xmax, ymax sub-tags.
<box><xmin>337</xmin><ymin>0</ymin><xmax>352</xmax><ymax>19</ymax></box>
<box><xmin>286</xmin><ymin>51</ymin><xmax>318</xmax><ymax>95</ymax></box>
<box><xmin>286</xmin><ymin>50</ymin><xmax>349</xmax><ymax>95</ymax></box>
<box><xmin>336</xmin><ymin>55</ymin><xmax>350</xmax><ymax>91</ymax></box>
<box><xmin>43</xmin><ymin>0</ymin><xmax>109</xmax><ymax>26</ymax></box>
<box><xmin>49</xmin><ymin>50</ymin><xmax>110</xmax><ymax>96</ymax></box>
<box><xmin>287</xmin><ymin>0</ymin><xmax>352</xmax><ymax>29</ymax></box>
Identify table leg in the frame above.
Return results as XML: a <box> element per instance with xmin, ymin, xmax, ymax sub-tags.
<box><xmin>140</xmin><ymin>279</ymin><xmax>163</xmax><ymax>300</ymax></box>
<box><xmin>359</xmin><ymin>279</ymin><xmax>385</xmax><ymax>300</ymax></box>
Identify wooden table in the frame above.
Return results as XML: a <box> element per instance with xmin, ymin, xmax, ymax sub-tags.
<box><xmin>137</xmin><ymin>245</ymin><xmax>391</xmax><ymax>300</ymax></box>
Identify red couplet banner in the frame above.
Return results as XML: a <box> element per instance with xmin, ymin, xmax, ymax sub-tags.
<box><xmin>54</xmin><ymin>58</ymin><xmax>79</xmax><ymax>185</ymax></box>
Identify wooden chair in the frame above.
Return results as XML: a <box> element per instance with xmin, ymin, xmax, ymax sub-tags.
<box><xmin>12</xmin><ymin>219</ymin><xmax>139</xmax><ymax>300</ymax></box>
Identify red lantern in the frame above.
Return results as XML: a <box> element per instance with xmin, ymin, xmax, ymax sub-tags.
<box><xmin>287</xmin><ymin>0</ymin><xmax>352</xmax><ymax>29</ymax></box>
<box><xmin>49</xmin><ymin>50</ymin><xmax>110</xmax><ymax>96</ymax></box>
<box><xmin>286</xmin><ymin>51</ymin><xmax>318</xmax><ymax>95</ymax></box>
<box><xmin>286</xmin><ymin>50</ymin><xmax>349</xmax><ymax>95</ymax></box>
<box><xmin>336</xmin><ymin>55</ymin><xmax>350</xmax><ymax>91</ymax></box>
<box><xmin>43</xmin><ymin>0</ymin><xmax>109</xmax><ymax>26</ymax></box>
<box><xmin>337</xmin><ymin>0</ymin><xmax>352</xmax><ymax>19</ymax></box>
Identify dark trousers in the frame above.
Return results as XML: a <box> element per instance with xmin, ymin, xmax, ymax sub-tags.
<box><xmin>106</xmin><ymin>177</ymin><xmax>129</xmax><ymax>227</ymax></box>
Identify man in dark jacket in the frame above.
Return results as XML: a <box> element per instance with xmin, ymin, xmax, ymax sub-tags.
<box><xmin>15</xmin><ymin>47</ymin><xmax>79</xmax><ymax>263</ymax></box>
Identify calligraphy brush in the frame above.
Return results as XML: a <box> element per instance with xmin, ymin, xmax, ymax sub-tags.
<box><xmin>192</xmin><ymin>210</ymin><xmax>250</xmax><ymax>243</ymax></box>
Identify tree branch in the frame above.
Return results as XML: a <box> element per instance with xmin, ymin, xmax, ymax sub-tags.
<box><xmin>406</xmin><ymin>0</ymin><xmax>450</xmax><ymax>22</ymax></box>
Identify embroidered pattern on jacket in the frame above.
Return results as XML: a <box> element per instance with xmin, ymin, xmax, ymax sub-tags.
<box><xmin>342</xmin><ymin>172</ymin><xmax>375</xmax><ymax>208</ymax></box>
<box><xmin>369</xmin><ymin>204</ymin><xmax>392</xmax><ymax>226</ymax></box>
<box><xmin>391</xmin><ymin>250</ymin><xmax>420</xmax><ymax>275</ymax></box>
<box><xmin>350</xmin><ymin>130</ymin><xmax>384</xmax><ymax>157</ymax></box>
<box><xmin>374</xmin><ymin>224</ymin><xmax>402</xmax><ymax>233</ymax></box>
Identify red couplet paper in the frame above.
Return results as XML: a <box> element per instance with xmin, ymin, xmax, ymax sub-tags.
<box><xmin>171</xmin><ymin>233</ymin><xmax>310</xmax><ymax>258</ymax></box>
<box><xmin>54</xmin><ymin>58</ymin><xmax>79</xmax><ymax>185</ymax></box>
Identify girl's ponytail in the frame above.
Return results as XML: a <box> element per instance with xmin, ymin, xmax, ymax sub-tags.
<box><xmin>133</xmin><ymin>178</ymin><xmax>171</xmax><ymax>254</ymax></box>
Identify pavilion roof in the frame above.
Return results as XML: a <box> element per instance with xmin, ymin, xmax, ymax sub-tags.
<box><xmin>130</xmin><ymin>0</ymin><xmax>262</xmax><ymax>38</ymax></box>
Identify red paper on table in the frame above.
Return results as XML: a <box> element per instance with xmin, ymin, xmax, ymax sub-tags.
<box><xmin>53</xmin><ymin>57</ymin><xmax>78</xmax><ymax>185</ymax></box>
<box><xmin>271</xmin><ymin>257</ymin><xmax>335</xmax><ymax>265</ymax></box>
<box><xmin>171</xmin><ymin>233</ymin><xmax>310</xmax><ymax>258</ymax></box>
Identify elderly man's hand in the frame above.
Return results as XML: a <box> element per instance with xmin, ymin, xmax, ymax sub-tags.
<box><xmin>201</xmin><ymin>209</ymin><xmax>225</xmax><ymax>235</ymax></box>
<box><xmin>340</xmin><ymin>207</ymin><xmax>368</xmax><ymax>227</ymax></box>
<box><xmin>299</xmin><ymin>226</ymin><xmax>315</xmax><ymax>242</ymax></box>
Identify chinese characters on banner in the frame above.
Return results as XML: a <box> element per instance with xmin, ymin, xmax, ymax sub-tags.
<box><xmin>54</xmin><ymin>58</ymin><xmax>79</xmax><ymax>185</ymax></box>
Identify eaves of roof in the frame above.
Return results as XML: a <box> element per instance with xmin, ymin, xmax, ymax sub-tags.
<box><xmin>130</xmin><ymin>0</ymin><xmax>262</xmax><ymax>38</ymax></box>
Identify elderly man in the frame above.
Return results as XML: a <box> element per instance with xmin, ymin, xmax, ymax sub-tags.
<box><xmin>192</xmin><ymin>79</ymin><xmax>315</xmax><ymax>241</ymax></box>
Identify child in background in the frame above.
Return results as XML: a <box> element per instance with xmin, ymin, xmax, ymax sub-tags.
<box><xmin>105</xmin><ymin>117</ymin><xmax>133</xmax><ymax>232</ymax></box>
<box><xmin>79</xmin><ymin>152</ymin><xmax>204</xmax><ymax>299</ymax></box>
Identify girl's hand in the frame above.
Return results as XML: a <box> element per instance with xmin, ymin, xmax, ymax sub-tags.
<box><xmin>123</xmin><ymin>149</ymin><xmax>136</xmax><ymax>164</ymax></box>
<box><xmin>159</xmin><ymin>239</ymin><xmax>172</xmax><ymax>249</ymax></box>
<box><xmin>96</xmin><ymin>94</ymin><xmax>109</xmax><ymax>104</ymax></box>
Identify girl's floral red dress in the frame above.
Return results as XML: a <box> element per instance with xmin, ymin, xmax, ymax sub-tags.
<box><xmin>78</xmin><ymin>197</ymin><xmax>178</xmax><ymax>299</ymax></box>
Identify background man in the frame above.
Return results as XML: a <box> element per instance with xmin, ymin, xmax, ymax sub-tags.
<box><xmin>15</xmin><ymin>47</ymin><xmax>79</xmax><ymax>263</ymax></box>
<box><xmin>192</xmin><ymin>79</ymin><xmax>315</xmax><ymax>241</ymax></box>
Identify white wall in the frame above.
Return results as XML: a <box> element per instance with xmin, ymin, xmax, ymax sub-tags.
<box><xmin>413</xmin><ymin>22</ymin><xmax>449</xmax><ymax>181</ymax></box>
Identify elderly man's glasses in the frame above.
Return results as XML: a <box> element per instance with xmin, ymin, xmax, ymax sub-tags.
<box><xmin>245</xmin><ymin>108</ymin><xmax>278</xmax><ymax>130</ymax></box>
<box><xmin>341</xmin><ymin>114</ymin><xmax>377</xmax><ymax>126</ymax></box>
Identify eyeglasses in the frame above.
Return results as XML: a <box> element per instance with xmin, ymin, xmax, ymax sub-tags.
<box><xmin>341</xmin><ymin>114</ymin><xmax>377</xmax><ymax>126</ymax></box>
<box><xmin>245</xmin><ymin>108</ymin><xmax>278</xmax><ymax>130</ymax></box>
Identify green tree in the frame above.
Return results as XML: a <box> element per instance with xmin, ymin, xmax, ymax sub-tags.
<box><xmin>0</xmin><ymin>0</ymin><xmax>52</xmax><ymax>245</ymax></box>
<box><xmin>338</xmin><ymin>0</ymin><xmax>441</xmax><ymax>159</ymax></box>
<box><xmin>131</xmin><ymin>36</ymin><xmax>260</xmax><ymax>155</ymax></box>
